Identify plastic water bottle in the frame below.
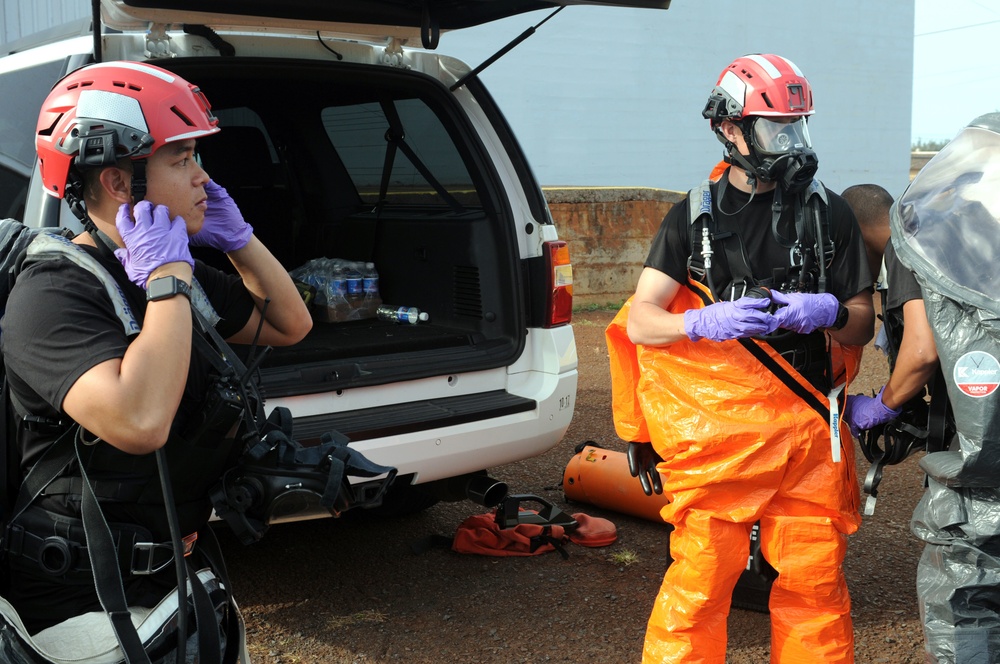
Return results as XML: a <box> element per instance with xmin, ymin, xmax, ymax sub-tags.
<box><xmin>376</xmin><ymin>305</ymin><xmax>429</xmax><ymax>325</ymax></box>
<box><xmin>362</xmin><ymin>262</ymin><xmax>380</xmax><ymax>302</ymax></box>
<box><xmin>361</xmin><ymin>262</ymin><xmax>382</xmax><ymax>318</ymax></box>
<box><xmin>329</xmin><ymin>264</ymin><xmax>347</xmax><ymax>301</ymax></box>
<box><xmin>344</xmin><ymin>264</ymin><xmax>363</xmax><ymax>301</ymax></box>
<box><xmin>324</xmin><ymin>265</ymin><xmax>349</xmax><ymax>319</ymax></box>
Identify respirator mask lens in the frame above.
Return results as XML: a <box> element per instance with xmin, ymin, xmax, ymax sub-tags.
<box><xmin>751</xmin><ymin>117</ymin><xmax>812</xmax><ymax>156</ymax></box>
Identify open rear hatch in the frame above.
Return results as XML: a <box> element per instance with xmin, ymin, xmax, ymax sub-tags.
<box><xmin>102</xmin><ymin>0</ymin><xmax>670</xmax><ymax>44</ymax></box>
<box><xmin>97</xmin><ymin>0</ymin><xmax>669</xmax><ymax>403</ymax></box>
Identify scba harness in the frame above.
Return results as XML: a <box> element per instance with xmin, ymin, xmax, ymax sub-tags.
<box><xmin>686</xmin><ymin>176</ymin><xmax>835</xmax><ymax>300</ymax></box>
<box><xmin>685</xmin><ymin>177</ymin><xmax>837</xmax><ymax>391</ymax></box>
<box><xmin>0</xmin><ymin>222</ymin><xmax>245</xmax><ymax>664</ymax></box>
<box><xmin>0</xmin><ymin>220</ymin><xmax>396</xmax><ymax>664</ymax></box>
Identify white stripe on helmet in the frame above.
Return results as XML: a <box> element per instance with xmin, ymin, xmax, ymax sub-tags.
<box><xmin>82</xmin><ymin>61</ymin><xmax>176</xmax><ymax>83</ymax></box>
<box><xmin>745</xmin><ymin>54</ymin><xmax>782</xmax><ymax>79</ymax></box>
<box><xmin>76</xmin><ymin>89</ymin><xmax>149</xmax><ymax>133</ymax></box>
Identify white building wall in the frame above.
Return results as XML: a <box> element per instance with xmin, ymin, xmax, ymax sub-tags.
<box><xmin>441</xmin><ymin>1</ymin><xmax>914</xmax><ymax>195</ymax></box>
<box><xmin>0</xmin><ymin>0</ymin><xmax>914</xmax><ymax>195</ymax></box>
<box><xmin>2</xmin><ymin>0</ymin><xmax>89</xmax><ymax>45</ymax></box>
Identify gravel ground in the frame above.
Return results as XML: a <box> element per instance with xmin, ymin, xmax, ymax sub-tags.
<box><xmin>219</xmin><ymin>308</ymin><xmax>929</xmax><ymax>663</ymax></box>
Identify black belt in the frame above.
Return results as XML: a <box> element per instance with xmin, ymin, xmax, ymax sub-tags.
<box><xmin>5</xmin><ymin>520</ymin><xmax>196</xmax><ymax>577</ymax></box>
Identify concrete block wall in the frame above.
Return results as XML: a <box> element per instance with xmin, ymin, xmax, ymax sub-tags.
<box><xmin>544</xmin><ymin>187</ymin><xmax>684</xmax><ymax>308</ymax></box>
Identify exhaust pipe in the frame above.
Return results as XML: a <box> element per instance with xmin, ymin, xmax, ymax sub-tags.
<box><xmin>464</xmin><ymin>474</ymin><xmax>508</xmax><ymax>508</ymax></box>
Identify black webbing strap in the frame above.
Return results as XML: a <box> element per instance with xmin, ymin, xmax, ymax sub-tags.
<box><xmin>925</xmin><ymin>368</ymin><xmax>952</xmax><ymax>454</ymax></box>
<box><xmin>736</xmin><ymin>336</ymin><xmax>831</xmax><ymax>421</ymax></box>
<box><xmin>154</xmin><ymin>445</ymin><xmax>190</xmax><ymax>664</ymax></box>
<box><xmin>378</xmin><ymin>100</ymin><xmax>464</xmax><ymax>215</ymax></box>
<box><xmin>197</xmin><ymin>525</ymin><xmax>243</xmax><ymax>664</ymax></box>
<box><xmin>188</xmin><ymin>555</ymin><xmax>222</xmax><ymax>660</ymax></box>
<box><xmin>689</xmin><ymin>282</ymin><xmax>831</xmax><ymax>422</ymax></box>
<box><xmin>8</xmin><ymin>425</ymin><xmax>77</xmax><ymax>527</ymax></box>
<box><xmin>75</xmin><ymin>440</ymin><xmax>151</xmax><ymax>664</ymax></box>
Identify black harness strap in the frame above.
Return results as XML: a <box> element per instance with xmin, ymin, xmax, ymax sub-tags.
<box><xmin>8</xmin><ymin>426</ymin><xmax>78</xmax><ymax>527</ymax></box>
<box><xmin>925</xmin><ymin>369</ymin><xmax>952</xmax><ymax>454</ymax></box>
<box><xmin>196</xmin><ymin>524</ymin><xmax>244</xmax><ymax>664</ymax></box>
<box><xmin>736</xmin><ymin>337</ymin><xmax>831</xmax><ymax>421</ymax></box>
<box><xmin>687</xmin><ymin>178</ymin><xmax>758</xmax><ymax>298</ymax></box>
<box><xmin>76</xmin><ymin>440</ymin><xmax>152</xmax><ymax>664</ymax></box>
<box><xmin>688</xmin><ymin>176</ymin><xmax>833</xmax><ymax>301</ymax></box>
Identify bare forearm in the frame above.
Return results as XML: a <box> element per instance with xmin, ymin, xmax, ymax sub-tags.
<box><xmin>882</xmin><ymin>356</ymin><xmax>938</xmax><ymax>410</ymax></box>
<box><xmin>63</xmin><ymin>289</ymin><xmax>193</xmax><ymax>453</ymax></box>
<box><xmin>827</xmin><ymin>295</ymin><xmax>875</xmax><ymax>347</ymax></box>
<box><xmin>881</xmin><ymin>299</ymin><xmax>939</xmax><ymax>410</ymax></box>
<box><xmin>226</xmin><ymin>235</ymin><xmax>311</xmax><ymax>344</ymax></box>
<box><xmin>627</xmin><ymin>300</ymin><xmax>689</xmax><ymax>346</ymax></box>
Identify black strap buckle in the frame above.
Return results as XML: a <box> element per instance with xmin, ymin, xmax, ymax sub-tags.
<box><xmin>130</xmin><ymin>532</ymin><xmax>197</xmax><ymax>575</ymax></box>
<box><xmin>19</xmin><ymin>414</ymin><xmax>65</xmax><ymax>433</ymax></box>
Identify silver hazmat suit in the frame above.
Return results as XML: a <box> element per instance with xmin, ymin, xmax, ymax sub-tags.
<box><xmin>892</xmin><ymin>112</ymin><xmax>1000</xmax><ymax>664</ymax></box>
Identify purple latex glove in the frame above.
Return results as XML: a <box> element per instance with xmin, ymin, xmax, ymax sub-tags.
<box><xmin>683</xmin><ymin>295</ymin><xmax>779</xmax><ymax>342</ymax></box>
<box><xmin>114</xmin><ymin>201</ymin><xmax>194</xmax><ymax>288</ymax></box>
<box><xmin>844</xmin><ymin>386</ymin><xmax>902</xmax><ymax>438</ymax></box>
<box><xmin>190</xmin><ymin>180</ymin><xmax>254</xmax><ymax>253</ymax></box>
<box><xmin>770</xmin><ymin>290</ymin><xmax>840</xmax><ymax>334</ymax></box>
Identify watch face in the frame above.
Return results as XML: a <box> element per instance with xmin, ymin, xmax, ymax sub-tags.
<box><xmin>147</xmin><ymin>276</ymin><xmax>189</xmax><ymax>301</ymax></box>
<box><xmin>834</xmin><ymin>304</ymin><xmax>849</xmax><ymax>329</ymax></box>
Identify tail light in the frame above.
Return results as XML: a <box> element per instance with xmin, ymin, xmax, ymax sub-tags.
<box><xmin>544</xmin><ymin>240</ymin><xmax>573</xmax><ymax>327</ymax></box>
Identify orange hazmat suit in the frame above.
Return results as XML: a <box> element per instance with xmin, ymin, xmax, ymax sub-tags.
<box><xmin>607</xmin><ymin>285</ymin><xmax>862</xmax><ymax>664</ymax></box>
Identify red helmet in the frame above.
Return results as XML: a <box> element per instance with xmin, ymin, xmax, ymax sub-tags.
<box><xmin>35</xmin><ymin>61</ymin><xmax>219</xmax><ymax>199</ymax></box>
<box><xmin>703</xmin><ymin>53</ymin><xmax>814</xmax><ymax>127</ymax></box>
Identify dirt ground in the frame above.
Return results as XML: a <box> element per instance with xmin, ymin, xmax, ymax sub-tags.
<box><xmin>219</xmin><ymin>308</ymin><xmax>929</xmax><ymax>663</ymax></box>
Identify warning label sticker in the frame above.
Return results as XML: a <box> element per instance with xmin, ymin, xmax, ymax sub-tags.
<box><xmin>954</xmin><ymin>351</ymin><xmax>1000</xmax><ymax>398</ymax></box>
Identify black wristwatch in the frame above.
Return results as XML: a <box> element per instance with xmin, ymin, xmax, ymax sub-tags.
<box><xmin>146</xmin><ymin>275</ymin><xmax>192</xmax><ymax>302</ymax></box>
<box><xmin>830</xmin><ymin>303</ymin><xmax>849</xmax><ymax>331</ymax></box>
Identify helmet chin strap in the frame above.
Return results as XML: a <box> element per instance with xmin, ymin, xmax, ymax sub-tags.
<box><xmin>130</xmin><ymin>158</ymin><xmax>148</xmax><ymax>203</ymax></box>
<box><xmin>715</xmin><ymin>126</ymin><xmax>770</xmax><ymax>189</ymax></box>
<box><xmin>717</xmin><ymin>131</ymin><xmax>818</xmax><ymax>196</ymax></box>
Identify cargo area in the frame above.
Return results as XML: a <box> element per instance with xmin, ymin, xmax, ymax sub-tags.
<box><xmin>169</xmin><ymin>58</ymin><xmax>527</xmax><ymax>397</ymax></box>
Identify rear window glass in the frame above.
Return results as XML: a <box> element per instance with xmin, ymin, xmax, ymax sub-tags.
<box><xmin>0</xmin><ymin>59</ymin><xmax>66</xmax><ymax>219</ymax></box>
<box><xmin>321</xmin><ymin>99</ymin><xmax>481</xmax><ymax>209</ymax></box>
<box><xmin>0</xmin><ymin>60</ymin><xmax>64</xmax><ymax>172</ymax></box>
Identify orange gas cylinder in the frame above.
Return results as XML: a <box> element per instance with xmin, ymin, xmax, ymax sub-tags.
<box><xmin>563</xmin><ymin>444</ymin><xmax>669</xmax><ymax>522</ymax></box>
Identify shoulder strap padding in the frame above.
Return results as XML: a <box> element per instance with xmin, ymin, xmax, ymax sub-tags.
<box><xmin>688</xmin><ymin>179</ymin><xmax>715</xmax><ymax>228</ymax></box>
<box><xmin>24</xmin><ymin>231</ymin><xmax>141</xmax><ymax>337</ymax></box>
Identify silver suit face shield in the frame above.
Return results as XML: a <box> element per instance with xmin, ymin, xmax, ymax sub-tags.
<box><xmin>892</xmin><ymin>123</ymin><xmax>1000</xmax><ymax>313</ymax></box>
<box><xmin>750</xmin><ymin>117</ymin><xmax>812</xmax><ymax>156</ymax></box>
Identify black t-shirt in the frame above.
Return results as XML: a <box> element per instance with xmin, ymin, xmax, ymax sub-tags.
<box><xmin>644</xmin><ymin>173</ymin><xmax>872</xmax><ymax>390</ymax></box>
<box><xmin>879</xmin><ymin>239</ymin><xmax>923</xmax><ymax>371</ymax></box>
<box><xmin>883</xmin><ymin>239</ymin><xmax>922</xmax><ymax>314</ymax></box>
<box><xmin>646</xmin><ymin>175</ymin><xmax>872</xmax><ymax>303</ymax></box>
<box><xmin>0</xmin><ymin>241</ymin><xmax>255</xmax><ymax>631</ymax></box>
<box><xmin>3</xmin><ymin>244</ymin><xmax>254</xmax><ymax>477</ymax></box>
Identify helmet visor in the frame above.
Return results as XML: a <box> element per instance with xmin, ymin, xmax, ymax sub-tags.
<box><xmin>750</xmin><ymin>117</ymin><xmax>812</xmax><ymax>156</ymax></box>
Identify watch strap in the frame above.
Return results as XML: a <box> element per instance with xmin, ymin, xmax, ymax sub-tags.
<box><xmin>830</xmin><ymin>302</ymin><xmax>849</xmax><ymax>330</ymax></box>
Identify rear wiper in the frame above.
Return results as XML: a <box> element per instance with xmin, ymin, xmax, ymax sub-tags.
<box><xmin>450</xmin><ymin>7</ymin><xmax>564</xmax><ymax>92</ymax></box>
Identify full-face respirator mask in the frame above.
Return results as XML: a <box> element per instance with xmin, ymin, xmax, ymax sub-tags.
<box><xmin>732</xmin><ymin>116</ymin><xmax>818</xmax><ymax>194</ymax></box>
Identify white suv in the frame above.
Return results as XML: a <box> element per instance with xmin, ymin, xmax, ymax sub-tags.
<box><xmin>0</xmin><ymin>0</ymin><xmax>663</xmax><ymax>518</ymax></box>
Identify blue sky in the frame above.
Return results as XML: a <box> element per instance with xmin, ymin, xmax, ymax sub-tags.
<box><xmin>912</xmin><ymin>0</ymin><xmax>1000</xmax><ymax>144</ymax></box>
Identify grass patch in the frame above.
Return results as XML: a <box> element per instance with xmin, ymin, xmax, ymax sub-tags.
<box><xmin>325</xmin><ymin>608</ymin><xmax>387</xmax><ymax>630</ymax></box>
<box><xmin>574</xmin><ymin>301</ymin><xmax>625</xmax><ymax>313</ymax></box>
<box><xmin>610</xmin><ymin>549</ymin><xmax>639</xmax><ymax>566</ymax></box>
